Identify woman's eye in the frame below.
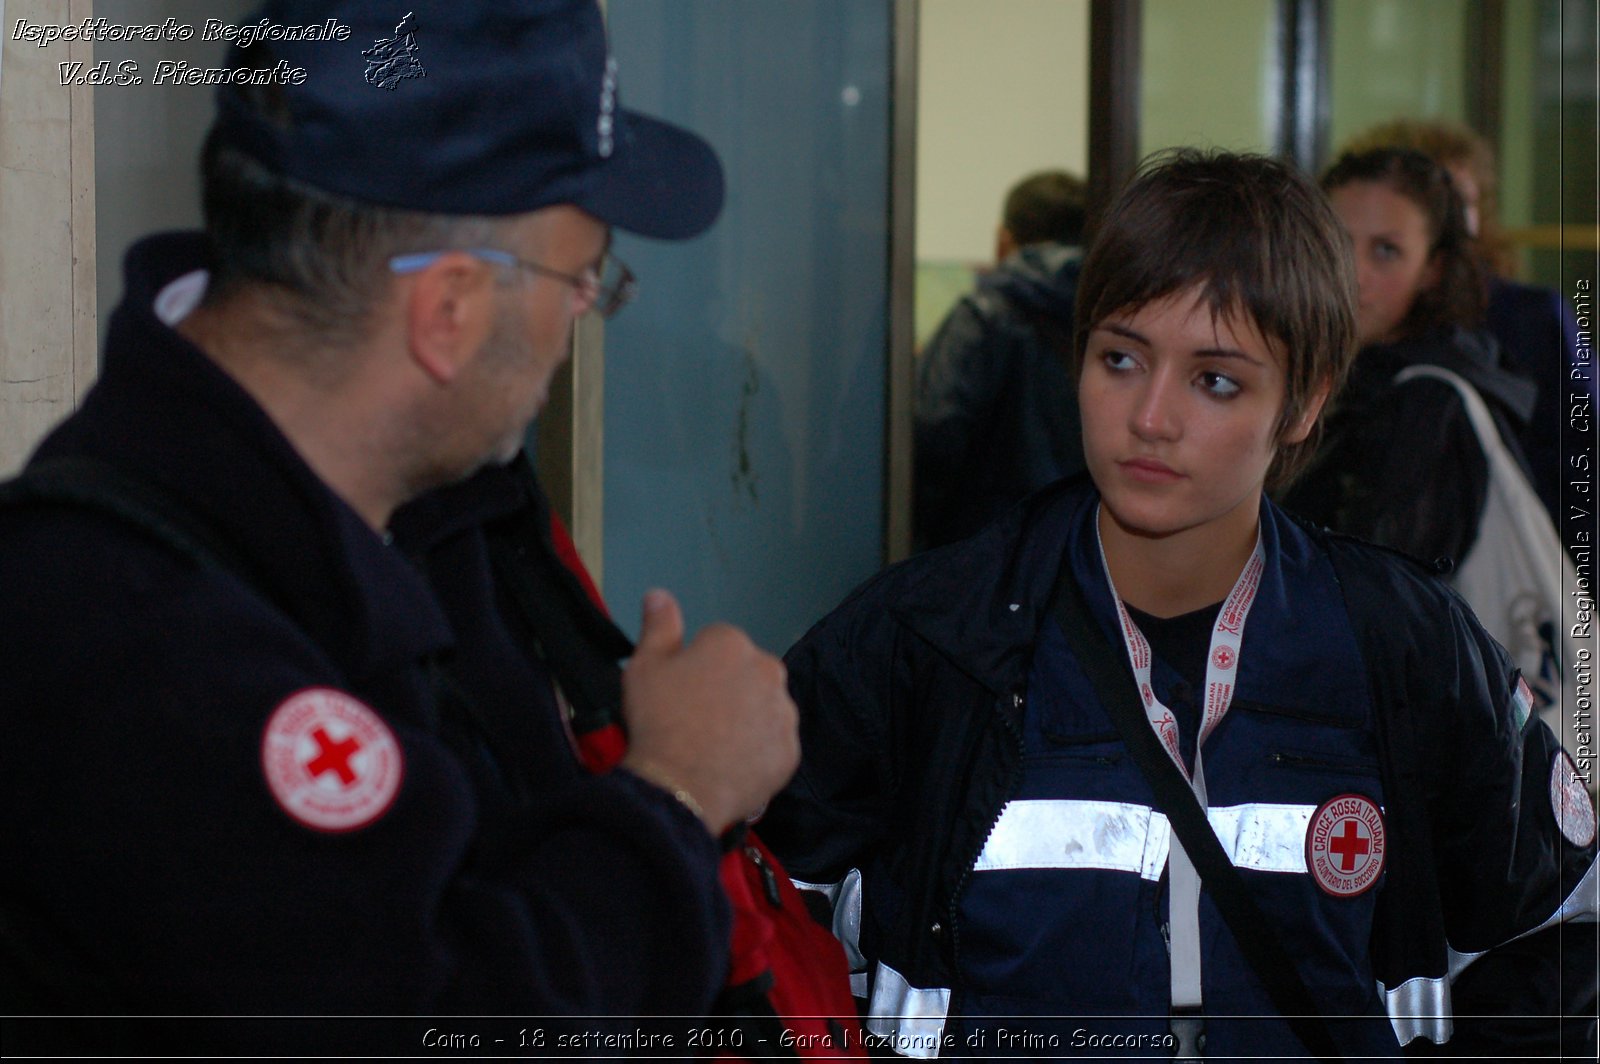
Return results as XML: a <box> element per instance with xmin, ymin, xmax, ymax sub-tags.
<box><xmin>1373</xmin><ymin>240</ymin><xmax>1401</xmax><ymax>262</ymax></box>
<box><xmin>1199</xmin><ymin>371</ymin><xmax>1241</xmax><ymax>398</ymax></box>
<box><xmin>1102</xmin><ymin>350</ymin><xmax>1138</xmax><ymax>372</ymax></box>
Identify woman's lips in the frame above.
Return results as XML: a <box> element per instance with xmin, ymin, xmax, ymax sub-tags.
<box><xmin>1119</xmin><ymin>457</ymin><xmax>1184</xmax><ymax>483</ymax></box>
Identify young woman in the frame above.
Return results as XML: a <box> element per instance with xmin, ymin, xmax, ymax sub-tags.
<box><xmin>1281</xmin><ymin>147</ymin><xmax>1538</xmax><ymax>566</ymax></box>
<box><xmin>1338</xmin><ymin>119</ymin><xmax>1584</xmax><ymax>527</ymax></box>
<box><xmin>760</xmin><ymin>151</ymin><xmax>1596</xmax><ymax>1060</ymax></box>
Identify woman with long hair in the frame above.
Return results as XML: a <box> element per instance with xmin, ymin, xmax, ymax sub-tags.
<box><xmin>1281</xmin><ymin>147</ymin><xmax>1537</xmax><ymax>566</ymax></box>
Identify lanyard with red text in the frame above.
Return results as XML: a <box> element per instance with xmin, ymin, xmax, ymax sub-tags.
<box><xmin>1094</xmin><ymin>506</ymin><xmax>1265</xmax><ymax>1011</ymax></box>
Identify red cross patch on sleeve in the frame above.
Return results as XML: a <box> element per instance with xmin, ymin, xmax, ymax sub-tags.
<box><xmin>1305</xmin><ymin>793</ymin><xmax>1387</xmax><ymax>898</ymax></box>
<box><xmin>260</xmin><ymin>688</ymin><xmax>404</xmax><ymax>833</ymax></box>
<box><xmin>1551</xmin><ymin>751</ymin><xmax>1597</xmax><ymax>848</ymax></box>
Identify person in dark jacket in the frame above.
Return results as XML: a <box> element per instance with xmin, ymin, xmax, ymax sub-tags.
<box><xmin>0</xmin><ymin>0</ymin><xmax>799</xmax><ymax>1050</ymax></box>
<box><xmin>1282</xmin><ymin>147</ymin><xmax>1538</xmax><ymax>567</ymax></box>
<box><xmin>914</xmin><ymin>171</ymin><xmax>1087</xmax><ymax>551</ymax></box>
<box><xmin>1340</xmin><ymin>119</ymin><xmax>1588</xmax><ymax>525</ymax></box>
<box><xmin>761</xmin><ymin>150</ymin><xmax>1597</xmax><ymax>1060</ymax></box>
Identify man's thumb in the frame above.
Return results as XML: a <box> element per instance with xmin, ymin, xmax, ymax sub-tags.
<box><xmin>636</xmin><ymin>588</ymin><xmax>685</xmax><ymax>654</ymax></box>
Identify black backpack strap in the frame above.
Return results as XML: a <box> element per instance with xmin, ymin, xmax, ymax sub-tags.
<box><xmin>0</xmin><ymin>456</ymin><xmax>248</xmax><ymax>1013</ymax></box>
<box><xmin>0</xmin><ymin>456</ymin><xmax>239</xmax><ymax>572</ymax></box>
<box><xmin>481</xmin><ymin>455</ymin><xmax>634</xmax><ymax>735</ymax></box>
<box><xmin>1050</xmin><ymin>561</ymin><xmax>1343</xmax><ymax>1063</ymax></box>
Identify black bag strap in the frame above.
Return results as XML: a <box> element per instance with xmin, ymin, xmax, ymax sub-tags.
<box><xmin>0</xmin><ymin>456</ymin><xmax>246</xmax><ymax>574</ymax></box>
<box><xmin>480</xmin><ymin>455</ymin><xmax>634</xmax><ymax>737</ymax></box>
<box><xmin>0</xmin><ymin>458</ymin><xmax>262</xmax><ymax>1012</ymax></box>
<box><xmin>1049</xmin><ymin>561</ymin><xmax>1343</xmax><ymax>1063</ymax></box>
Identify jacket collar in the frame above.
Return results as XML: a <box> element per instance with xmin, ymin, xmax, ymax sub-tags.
<box><xmin>1351</xmin><ymin>325</ymin><xmax>1538</xmax><ymax>426</ymax></box>
<box><xmin>39</xmin><ymin>231</ymin><xmax>453</xmax><ymax>687</ymax></box>
<box><xmin>891</xmin><ymin>475</ymin><xmax>1090</xmax><ymax>694</ymax></box>
<box><xmin>891</xmin><ymin>476</ymin><xmax>1372</xmax><ymax>721</ymax></box>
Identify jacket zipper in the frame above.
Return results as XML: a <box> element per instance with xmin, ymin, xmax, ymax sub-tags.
<box><xmin>1269</xmin><ymin>751</ymin><xmax>1376</xmax><ymax>775</ymax></box>
<box><xmin>744</xmin><ymin>843</ymin><xmax>783</xmax><ymax>907</ymax></box>
<box><xmin>946</xmin><ymin>688</ymin><xmax>1027</xmax><ymax>983</ymax></box>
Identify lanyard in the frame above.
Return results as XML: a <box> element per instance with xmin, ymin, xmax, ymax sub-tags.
<box><xmin>1094</xmin><ymin>507</ymin><xmax>1265</xmax><ymax>1012</ymax></box>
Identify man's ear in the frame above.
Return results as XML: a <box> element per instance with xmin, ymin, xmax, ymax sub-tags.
<box><xmin>1282</xmin><ymin>375</ymin><xmax>1334</xmax><ymax>446</ymax></box>
<box><xmin>402</xmin><ymin>252</ymin><xmax>497</xmax><ymax>384</ymax></box>
<box><xmin>995</xmin><ymin>225</ymin><xmax>1017</xmax><ymax>265</ymax></box>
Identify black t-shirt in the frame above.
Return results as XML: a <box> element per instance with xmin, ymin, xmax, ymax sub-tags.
<box><xmin>1125</xmin><ymin>600</ymin><xmax>1221</xmax><ymax>772</ymax></box>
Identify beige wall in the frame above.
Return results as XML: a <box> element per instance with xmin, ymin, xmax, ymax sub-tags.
<box><xmin>915</xmin><ymin>0</ymin><xmax>1090</xmax><ymax>265</ymax></box>
<box><xmin>0</xmin><ymin>0</ymin><xmax>96</xmax><ymax>476</ymax></box>
<box><xmin>1328</xmin><ymin>0</ymin><xmax>1469</xmax><ymax>152</ymax></box>
<box><xmin>1140</xmin><ymin>0</ymin><xmax>1278</xmax><ymax>158</ymax></box>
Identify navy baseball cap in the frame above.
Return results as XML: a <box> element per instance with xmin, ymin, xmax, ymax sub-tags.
<box><xmin>209</xmin><ymin>0</ymin><xmax>723</xmax><ymax>240</ymax></box>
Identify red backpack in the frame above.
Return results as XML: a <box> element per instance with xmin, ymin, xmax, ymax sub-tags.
<box><xmin>525</xmin><ymin>501</ymin><xmax>863</xmax><ymax>1059</ymax></box>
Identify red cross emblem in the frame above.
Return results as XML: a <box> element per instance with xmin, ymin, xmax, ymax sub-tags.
<box><xmin>1328</xmin><ymin>819</ymin><xmax>1371</xmax><ymax>871</ymax></box>
<box><xmin>1305</xmin><ymin>793</ymin><xmax>1385</xmax><ymax>897</ymax></box>
<box><xmin>1551</xmin><ymin>752</ymin><xmax>1597</xmax><ymax>847</ymax></box>
<box><xmin>1211</xmin><ymin>645</ymin><xmax>1235</xmax><ymax>670</ymax></box>
<box><xmin>306</xmin><ymin>727</ymin><xmax>362</xmax><ymax>786</ymax></box>
<box><xmin>261</xmin><ymin>688</ymin><xmax>404</xmax><ymax>833</ymax></box>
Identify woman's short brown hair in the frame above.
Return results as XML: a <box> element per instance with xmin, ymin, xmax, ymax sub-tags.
<box><xmin>1073</xmin><ymin>149</ymin><xmax>1358</xmax><ymax>490</ymax></box>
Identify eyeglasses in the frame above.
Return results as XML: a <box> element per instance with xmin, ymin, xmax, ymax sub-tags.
<box><xmin>389</xmin><ymin>248</ymin><xmax>637</xmax><ymax>319</ymax></box>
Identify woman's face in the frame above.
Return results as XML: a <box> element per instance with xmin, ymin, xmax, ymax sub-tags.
<box><xmin>1078</xmin><ymin>285</ymin><xmax>1321</xmax><ymax>548</ymax></box>
<box><xmin>1328</xmin><ymin>179</ymin><xmax>1440</xmax><ymax>346</ymax></box>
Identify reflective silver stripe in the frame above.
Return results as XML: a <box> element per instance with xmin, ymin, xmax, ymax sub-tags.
<box><xmin>1553</xmin><ymin>856</ymin><xmax>1599</xmax><ymax>923</ymax></box>
<box><xmin>792</xmin><ymin>867</ymin><xmax>867</xmax><ymax>971</ymax></box>
<box><xmin>974</xmin><ymin>799</ymin><xmax>1316</xmax><ymax>877</ymax></box>
<box><xmin>1449</xmin><ymin>857</ymin><xmax>1600</xmax><ymax>980</ymax></box>
<box><xmin>1380</xmin><ymin>859</ymin><xmax>1599</xmax><ymax>1046</ymax></box>
<box><xmin>1209</xmin><ymin>803</ymin><xmax>1315</xmax><ymax>874</ymax></box>
<box><xmin>1378</xmin><ymin>974</ymin><xmax>1453</xmax><ymax>1046</ymax></box>
<box><xmin>866</xmin><ymin>960</ymin><xmax>951</xmax><ymax>1059</ymax></box>
<box><xmin>974</xmin><ymin>799</ymin><xmax>1164</xmax><ymax>876</ymax></box>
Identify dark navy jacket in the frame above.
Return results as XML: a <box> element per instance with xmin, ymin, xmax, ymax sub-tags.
<box><xmin>0</xmin><ymin>234</ymin><xmax>727</xmax><ymax>1026</ymax></box>
<box><xmin>761</xmin><ymin>477</ymin><xmax>1598</xmax><ymax>1059</ymax></box>
<box><xmin>913</xmin><ymin>244</ymin><xmax>1084</xmax><ymax>551</ymax></box>
<box><xmin>1281</xmin><ymin>325</ymin><xmax>1537</xmax><ymax>569</ymax></box>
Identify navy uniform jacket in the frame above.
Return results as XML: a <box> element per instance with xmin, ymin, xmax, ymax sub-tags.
<box><xmin>761</xmin><ymin>476</ymin><xmax>1598</xmax><ymax>1059</ymax></box>
<box><xmin>0</xmin><ymin>234</ymin><xmax>727</xmax><ymax>1026</ymax></box>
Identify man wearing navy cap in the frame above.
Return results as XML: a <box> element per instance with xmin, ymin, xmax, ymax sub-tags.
<box><xmin>0</xmin><ymin>0</ymin><xmax>798</xmax><ymax>1036</ymax></box>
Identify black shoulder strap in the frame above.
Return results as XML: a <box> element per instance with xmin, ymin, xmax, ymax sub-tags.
<box><xmin>1049</xmin><ymin>562</ymin><xmax>1342</xmax><ymax>1063</ymax></box>
<box><xmin>0</xmin><ymin>455</ymin><xmax>295</xmax><ymax>625</ymax></box>
<box><xmin>0</xmin><ymin>457</ymin><xmax>247</xmax><ymax>1012</ymax></box>
<box><xmin>0</xmin><ymin>456</ymin><xmax>235</xmax><ymax>571</ymax></box>
<box><xmin>481</xmin><ymin>456</ymin><xmax>634</xmax><ymax>736</ymax></box>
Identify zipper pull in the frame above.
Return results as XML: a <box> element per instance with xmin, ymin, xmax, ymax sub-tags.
<box><xmin>745</xmin><ymin>844</ymin><xmax>783</xmax><ymax>907</ymax></box>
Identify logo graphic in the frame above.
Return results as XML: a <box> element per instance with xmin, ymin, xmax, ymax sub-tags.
<box><xmin>1211</xmin><ymin>645</ymin><xmax>1235</xmax><ymax>671</ymax></box>
<box><xmin>261</xmin><ymin>688</ymin><xmax>404</xmax><ymax>832</ymax></box>
<box><xmin>1551</xmin><ymin>751</ymin><xmax>1597</xmax><ymax>847</ymax></box>
<box><xmin>363</xmin><ymin>11</ymin><xmax>425</xmax><ymax>91</ymax></box>
<box><xmin>1305</xmin><ymin>793</ymin><xmax>1386</xmax><ymax>897</ymax></box>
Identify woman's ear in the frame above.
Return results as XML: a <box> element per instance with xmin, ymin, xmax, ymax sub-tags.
<box><xmin>1282</xmin><ymin>376</ymin><xmax>1334</xmax><ymax>446</ymax></box>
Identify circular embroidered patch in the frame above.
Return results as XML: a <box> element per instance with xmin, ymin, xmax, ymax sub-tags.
<box><xmin>1305</xmin><ymin>793</ymin><xmax>1386</xmax><ymax>898</ymax></box>
<box><xmin>261</xmin><ymin>688</ymin><xmax>404</xmax><ymax>833</ymax></box>
<box><xmin>1550</xmin><ymin>751</ymin><xmax>1596</xmax><ymax>848</ymax></box>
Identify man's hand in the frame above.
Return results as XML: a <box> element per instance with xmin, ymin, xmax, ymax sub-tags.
<box><xmin>620</xmin><ymin>589</ymin><xmax>799</xmax><ymax>835</ymax></box>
